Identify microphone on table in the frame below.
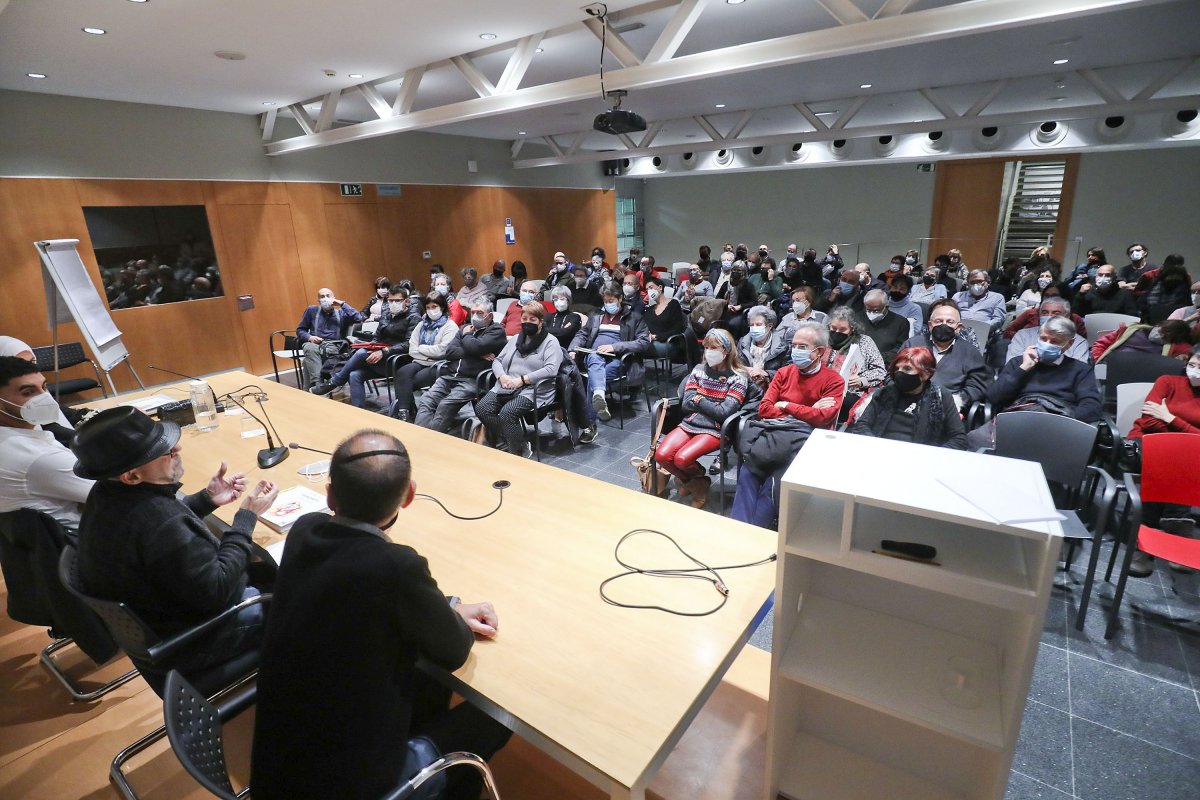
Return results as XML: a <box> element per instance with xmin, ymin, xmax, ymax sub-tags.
<box><xmin>146</xmin><ymin>365</ymin><xmax>225</xmax><ymax>411</ymax></box>
<box><xmin>289</xmin><ymin>442</ymin><xmax>332</xmax><ymax>456</ymax></box>
<box><xmin>224</xmin><ymin>393</ymin><xmax>289</xmax><ymax>469</ymax></box>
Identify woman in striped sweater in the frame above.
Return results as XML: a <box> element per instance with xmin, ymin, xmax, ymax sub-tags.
<box><xmin>655</xmin><ymin>328</ymin><xmax>750</xmax><ymax>508</ymax></box>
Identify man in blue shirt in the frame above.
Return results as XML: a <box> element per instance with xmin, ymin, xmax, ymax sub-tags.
<box><xmin>296</xmin><ymin>287</ymin><xmax>363</xmax><ymax>389</ymax></box>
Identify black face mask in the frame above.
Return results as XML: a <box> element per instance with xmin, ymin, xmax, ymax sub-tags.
<box><xmin>493</xmin><ymin>267</ymin><xmax>504</xmax><ymax>276</ymax></box>
<box><xmin>931</xmin><ymin>323</ymin><xmax>956</xmax><ymax>344</ymax></box>
<box><xmin>893</xmin><ymin>370</ymin><xmax>923</xmax><ymax>393</ymax></box>
<box><xmin>730</xmin><ymin>274</ymin><xmax>743</xmax><ymax>285</ymax></box>
<box><xmin>829</xmin><ymin>331</ymin><xmax>850</xmax><ymax>348</ymax></box>
<box><xmin>922</xmin><ymin>276</ymin><xmax>936</xmax><ymax>286</ymax></box>
<box><xmin>889</xmin><ymin>291</ymin><xmax>906</xmax><ymax>302</ymax></box>
<box><xmin>520</xmin><ymin>322</ymin><xmax>539</xmax><ymax>337</ymax></box>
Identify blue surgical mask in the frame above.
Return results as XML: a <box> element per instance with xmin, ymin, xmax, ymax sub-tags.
<box><xmin>1035</xmin><ymin>341</ymin><xmax>1062</xmax><ymax>362</ymax></box>
<box><xmin>435</xmin><ymin>284</ymin><xmax>449</xmax><ymax>296</ymax></box>
<box><xmin>749</xmin><ymin>325</ymin><xmax>767</xmax><ymax>342</ymax></box>
<box><xmin>519</xmin><ymin>291</ymin><xmax>534</xmax><ymax>303</ymax></box>
<box><xmin>1039</xmin><ymin>314</ymin><xmax>1051</xmax><ymax>328</ymax></box>
<box><xmin>791</xmin><ymin>348</ymin><xmax>814</xmax><ymax>369</ymax></box>
<box><xmin>604</xmin><ymin>301</ymin><xmax>620</xmax><ymax>315</ymax></box>
<box><xmin>838</xmin><ymin>281</ymin><xmax>856</xmax><ymax>294</ymax></box>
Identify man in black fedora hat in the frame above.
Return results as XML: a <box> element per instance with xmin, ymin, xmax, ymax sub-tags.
<box><xmin>71</xmin><ymin>407</ymin><xmax>279</xmax><ymax>687</ymax></box>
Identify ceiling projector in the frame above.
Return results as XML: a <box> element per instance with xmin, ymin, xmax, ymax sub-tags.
<box><xmin>593</xmin><ymin>107</ymin><xmax>647</xmax><ymax>135</ymax></box>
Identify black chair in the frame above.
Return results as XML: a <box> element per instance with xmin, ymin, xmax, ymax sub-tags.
<box><xmin>1100</xmin><ymin>350</ymin><xmax>1184</xmax><ymax>415</ymax></box>
<box><xmin>646</xmin><ymin>333</ymin><xmax>688</xmax><ymax>397</ymax></box>
<box><xmin>580</xmin><ymin>351</ymin><xmax>652</xmax><ymax>429</ymax></box>
<box><xmin>58</xmin><ymin>546</ymin><xmax>267</xmax><ymax>800</ymax></box>
<box><xmin>163</xmin><ymin>670</ymin><xmax>257</xmax><ymax>799</ymax></box>
<box><xmin>268</xmin><ymin>330</ymin><xmax>305</xmax><ymax>386</ymax></box>
<box><xmin>383</xmin><ymin>752</ymin><xmax>502</xmax><ymax>800</ymax></box>
<box><xmin>0</xmin><ymin>510</ymin><xmax>137</xmax><ymax>701</ymax></box>
<box><xmin>31</xmin><ymin>341</ymin><xmax>106</xmax><ymax>398</ymax></box>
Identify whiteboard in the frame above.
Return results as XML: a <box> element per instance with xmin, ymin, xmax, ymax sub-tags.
<box><xmin>35</xmin><ymin>239</ymin><xmax>130</xmax><ymax>372</ymax></box>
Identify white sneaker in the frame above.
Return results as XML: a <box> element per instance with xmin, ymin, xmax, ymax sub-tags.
<box><xmin>592</xmin><ymin>391</ymin><xmax>611</xmax><ymax>422</ymax></box>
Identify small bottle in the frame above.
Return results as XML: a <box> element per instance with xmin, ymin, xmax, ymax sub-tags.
<box><xmin>189</xmin><ymin>380</ymin><xmax>219</xmax><ymax>432</ymax></box>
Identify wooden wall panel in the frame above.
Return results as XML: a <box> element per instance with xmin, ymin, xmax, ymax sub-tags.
<box><xmin>322</xmin><ymin>203</ymin><xmax>386</xmax><ymax>300</ymax></box>
<box><xmin>74</xmin><ymin>179</ymin><xmax>205</xmax><ymax>206</ymax></box>
<box><xmin>927</xmin><ymin>160</ymin><xmax>1007</xmax><ymax>272</ymax></box>
<box><xmin>207</xmin><ymin>181</ymin><xmax>292</xmax><ymax>205</ymax></box>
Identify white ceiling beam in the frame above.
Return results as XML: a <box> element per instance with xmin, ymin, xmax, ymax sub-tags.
<box><xmin>513</xmin><ymin>92</ymin><xmax>1200</xmax><ymax>168</ymax></box>
<box><xmin>1077</xmin><ymin>68</ymin><xmax>1126</xmax><ymax>104</ymax></box>
<box><xmin>511</xmin><ymin>137</ymin><xmax>527</xmax><ymax>159</ymax></box>
<box><xmin>873</xmin><ymin>0</ymin><xmax>917</xmax><ymax>19</ymax></box>
<box><xmin>794</xmin><ymin>103</ymin><xmax>830</xmax><ymax>131</ymax></box>
<box><xmin>582</xmin><ymin>16</ymin><xmax>643</xmax><ymax>68</ymax></box>
<box><xmin>693</xmin><ymin>115</ymin><xmax>723</xmax><ymax>141</ymax></box>
<box><xmin>266</xmin><ymin>0</ymin><xmax>1168</xmax><ymax>155</ymax></box>
<box><xmin>496</xmin><ymin>33</ymin><xmax>545</xmax><ymax>94</ymax></box>
<box><xmin>640</xmin><ymin>121</ymin><xmax>665</xmax><ymax>148</ymax></box>
<box><xmin>726</xmin><ymin>109</ymin><xmax>755</xmax><ymax>139</ymax></box>
<box><xmin>618</xmin><ymin>133</ymin><xmax>638</xmax><ymax>150</ymax></box>
<box><xmin>392</xmin><ymin>66</ymin><xmax>426</xmax><ymax>115</ymax></box>
<box><xmin>645</xmin><ymin>0</ymin><xmax>709</xmax><ymax>64</ymax></box>
<box><xmin>358</xmin><ymin>83</ymin><xmax>395</xmax><ymax>120</ymax></box>
<box><xmin>831</xmin><ymin>96</ymin><xmax>867</xmax><ymax>129</ymax></box>
<box><xmin>567</xmin><ymin>131</ymin><xmax>588</xmax><ymax>156</ymax></box>
<box><xmin>919</xmin><ymin>87</ymin><xmax>959</xmax><ymax>119</ymax></box>
<box><xmin>314</xmin><ymin>90</ymin><xmax>340</xmax><ymax>133</ymax></box>
<box><xmin>287</xmin><ymin>103</ymin><xmax>316</xmax><ymax>136</ymax></box>
<box><xmin>965</xmin><ymin>80</ymin><xmax>1010</xmax><ymax>117</ymax></box>
<box><xmin>1133</xmin><ymin>56</ymin><xmax>1195</xmax><ymax>101</ymax></box>
<box><xmin>542</xmin><ymin>136</ymin><xmax>564</xmax><ymax>157</ymax></box>
<box><xmin>260</xmin><ymin>108</ymin><xmax>277</xmax><ymax>142</ymax></box>
<box><xmin>451</xmin><ymin>55</ymin><xmax>497</xmax><ymax>98</ymax></box>
<box><xmin>813</xmin><ymin>0</ymin><xmax>870</xmax><ymax>26</ymax></box>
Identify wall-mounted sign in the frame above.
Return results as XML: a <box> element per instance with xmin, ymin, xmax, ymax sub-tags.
<box><xmin>339</xmin><ymin>183</ymin><xmax>364</xmax><ymax>197</ymax></box>
<box><xmin>377</xmin><ymin>184</ymin><xmax>402</xmax><ymax>197</ymax></box>
<box><xmin>504</xmin><ymin>217</ymin><xmax>516</xmax><ymax>245</ymax></box>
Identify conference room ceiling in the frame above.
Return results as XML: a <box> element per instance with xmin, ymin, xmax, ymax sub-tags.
<box><xmin>2</xmin><ymin>0</ymin><xmax>1198</xmax><ymax>165</ymax></box>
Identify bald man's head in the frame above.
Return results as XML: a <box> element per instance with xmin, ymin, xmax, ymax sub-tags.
<box><xmin>328</xmin><ymin>429</ymin><xmax>413</xmax><ymax>526</ymax></box>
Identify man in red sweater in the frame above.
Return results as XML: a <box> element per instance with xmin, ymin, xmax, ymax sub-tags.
<box><xmin>731</xmin><ymin>321</ymin><xmax>845</xmax><ymax>527</ymax></box>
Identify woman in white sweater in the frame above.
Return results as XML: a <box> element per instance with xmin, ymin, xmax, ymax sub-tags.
<box><xmin>390</xmin><ymin>291</ymin><xmax>459</xmax><ymax>421</ymax></box>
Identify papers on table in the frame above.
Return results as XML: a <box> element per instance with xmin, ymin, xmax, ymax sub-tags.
<box><xmin>121</xmin><ymin>394</ymin><xmax>177</xmax><ymax>413</ymax></box>
<box><xmin>258</xmin><ymin>485</ymin><xmax>330</xmax><ymax>533</ymax></box>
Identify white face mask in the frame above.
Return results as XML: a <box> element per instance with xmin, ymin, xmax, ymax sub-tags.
<box><xmin>1192</xmin><ymin>292</ymin><xmax>1200</xmax><ymax>308</ymax></box>
<box><xmin>426</xmin><ymin>307</ymin><xmax>443</xmax><ymax>321</ymax></box>
<box><xmin>471</xmin><ymin>314</ymin><xmax>488</xmax><ymax>327</ymax></box>
<box><xmin>388</xmin><ymin>300</ymin><xmax>405</xmax><ymax>314</ymax></box>
<box><xmin>622</xmin><ymin>284</ymin><xmax>636</xmax><ymax>297</ymax></box>
<box><xmin>1130</xmin><ymin>249</ymin><xmax>1145</xmax><ymax>261</ymax></box>
<box><xmin>865</xmin><ymin>310</ymin><xmax>886</xmax><ymax>323</ymax></box>
<box><xmin>1095</xmin><ymin>276</ymin><xmax>1113</xmax><ymax>288</ymax></box>
<box><xmin>1037</xmin><ymin>277</ymin><xmax>1052</xmax><ymax>289</ymax></box>
<box><xmin>0</xmin><ymin>391</ymin><xmax>60</xmax><ymax>427</ymax></box>
<box><xmin>794</xmin><ymin>302</ymin><xmax>809</xmax><ymax>316</ymax></box>
<box><xmin>318</xmin><ymin>297</ymin><xmax>333</xmax><ymax>310</ymax></box>
<box><xmin>703</xmin><ymin>348</ymin><xmax>725</xmax><ymax>367</ymax></box>
<box><xmin>969</xmin><ymin>283</ymin><xmax>987</xmax><ymax>297</ymax></box>
<box><xmin>1187</xmin><ymin>365</ymin><xmax>1200</xmax><ymax>384</ymax></box>
<box><xmin>554</xmin><ymin>298</ymin><xmax>569</xmax><ymax>312</ymax></box>
<box><xmin>646</xmin><ymin>289</ymin><xmax>660</xmax><ymax>303</ymax></box>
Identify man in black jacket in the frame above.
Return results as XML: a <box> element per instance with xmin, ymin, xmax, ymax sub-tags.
<box><xmin>310</xmin><ymin>285</ymin><xmax>416</xmax><ymax>406</ymax></box>
<box><xmin>1074</xmin><ymin>263</ymin><xmax>1140</xmax><ymax>316</ymax></box>
<box><xmin>72</xmin><ymin>407</ymin><xmax>278</xmax><ymax>691</ymax></box>
<box><xmin>415</xmin><ymin>299</ymin><xmax>507</xmax><ymax>433</ymax></box>
<box><xmin>251</xmin><ymin>430</ymin><xmax>510</xmax><ymax>800</ymax></box>
<box><xmin>856</xmin><ymin>289</ymin><xmax>911</xmax><ymax>364</ymax></box>
<box><xmin>900</xmin><ymin>299</ymin><xmax>991</xmax><ymax>412</ymax></box>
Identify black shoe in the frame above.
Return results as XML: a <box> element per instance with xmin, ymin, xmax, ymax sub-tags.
<box><xmin>1128</xmin><ymin>551</ymin><xmax>1154</xmax><ymax>578</ymax></box>
<box><xmin>310</xmin><ymin>381</ymin><xmax>336</xmax><ymax>396</ymax></box>
<box><xmin>579</xmin><ymin>425</ymin><xmax>598</xmax><ymax>444</ymax></box>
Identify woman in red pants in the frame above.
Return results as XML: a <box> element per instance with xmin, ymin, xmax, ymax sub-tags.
<box><xmin>654</xmin><ymin>328</ymin><xmax>750</xmax><ymax>508</ymax></box>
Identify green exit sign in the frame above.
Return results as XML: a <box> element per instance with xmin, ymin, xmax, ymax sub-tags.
<box><xmin>339</xmin><ymin>183</ymin><xmax>364</xmax><ymax>197</ymax></box>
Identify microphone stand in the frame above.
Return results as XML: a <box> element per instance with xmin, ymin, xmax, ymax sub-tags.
<box><xmin>224</xmin><ymin>393</ymin><xmax>289</xmax><ymax>469</ymax></box>
<box><xmin>146</xmin><ymin>365</ymin><xmax>225</xmax><ymax>411</ymax></box>
<box><xmin>289</xmin><ymin>442</ymin><xmax>333</xmax><ymax>456</ymax></box>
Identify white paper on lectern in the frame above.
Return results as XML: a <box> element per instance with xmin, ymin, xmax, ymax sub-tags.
<box><xmin>936</xmin><ymin>472</ymin><xmax>1065</xmax><ymax>525</ymax></box>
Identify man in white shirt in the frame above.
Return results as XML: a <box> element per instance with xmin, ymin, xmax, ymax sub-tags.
<box><xmin>0</xmin><ymin>357</ymin><xmax>94</xmax><ymax>529</ymax></box>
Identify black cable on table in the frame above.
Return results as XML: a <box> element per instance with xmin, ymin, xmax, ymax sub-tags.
<box><xmin>415</xmin><ymin>480</ymin><xmax>509</xmax><ymax>521</ymax></box>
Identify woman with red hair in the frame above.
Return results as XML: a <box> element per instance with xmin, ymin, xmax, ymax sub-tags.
<box><xmin>848</xmin><ymin>347</ymin><xmax>967</xmax><ymax>448</ymax></box>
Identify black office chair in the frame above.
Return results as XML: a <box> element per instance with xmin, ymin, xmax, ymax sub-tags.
<box><xmin>58</xmin><ymin>546</ymin><xmax>268</xmax><ymax>800</ymax></box>
<box><xmin>0</xmin><ymin>509</ymin><xmax>137</xmax><ymax>701</ymax></box>
<box><xmin>1100</xmin><ymin>350</ymin><xmax>1185</xmax><ymax>415</ymax></box>
<box><xmin>31</xmin><ymin>341</ymin><xmax>106</xmax><ymax>398</ymax></box>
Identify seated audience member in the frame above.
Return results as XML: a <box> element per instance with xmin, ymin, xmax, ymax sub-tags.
<box><xmin>947</xmin><ymin>248</ymin><xmax>970</xmax><ymax>281</ymax></box>
<box><xmin>361</xmin><ymin>276</ymin><xmax>392</xmax><ymax>322</ymax></box>
<box><xmin>1064</xmin><ymin>247</ymin><xmax>1105</xmax><ymax>295</ymax></box>
<box><xmin>1168</xmin><ymin>279</ymin><xmax>1200</xmax><ymax>324</ymax></box>
<box><xmin>1074</xmin><ymin>263</ymin><xmax>1139</xmax><ymax>316</ymax></box>
<box><xmin>731</xmin><ymin>322</ymin><xmax>844</xmax><ymax>528</ymax></box>
<box><xmin>679</xmin><ymin>265</ymin><xmax>713</xmax><ymax>312</ymax></box>
<box><xmin>545</xmin><ymin>285</ymin><xmax>585</xmax><ymax>348</ymax></box>
<box><xmin>390</xmin><ymin>292</ymin><xmax>459</xmax><ymax>422</ymax></box>
<box><xmin>749</xmin><ymin>257</ymin><xmax>784</xmax><ymax>305</ymax></box>
<box><xmin>777</xmin><ymin>287</ymin><xmax>828</xmax><ymax>338</ymax></box>
<box><xmin>501</xmin><ymin>281</ymin><xmax>540</xmax><ymax>335</ymax></box>
<box><xmin>475</xmin><ymin>303</ymin><xmax>563</xmax><ymax>458</ymax></box>
<box><xmin>455</xmin><ymin>266</ymin><xmax>489</xmax><ymax>309</ymax></box>
<box><xmin>311</xmin><ymin>287</ymin><xmax>417</xmax><ymax>405</ymax></box>
<box><xmin>930</xmin><ymin>254</ymin><xmax>959</xmax><ymax>296</ymax></box>
<box><xmin>1118</xmin><ymin>242</ymin><xmax>1156</xmax><ymax>291</ymax></box>
<box><xmin>900</xmin><ymin>299</ymin><xmax>991</xmax><ymax>412</ymax></box>
<box><xmin>716</xmin><ymin>262</ymin><xmax>757</xmax><ymax>339</ymax></box>
<box><xmin>72</xmin><ymin>408</ymin><xmax>277</xmax><ymax>688</ymax></box>
<box><xmin>1013</xmin><ymin>267</ymin><xmax>1061</xmax><ymax>314</ymax></box>
<box><xmin>855</xmin><ymin>262</ymin><xmax>886</xmax><ymax>293</ymax></box>
<box><xmin>880</xmin><ymin>255</ymin><xmax>906</xmax><ymax>287</ymax></box>
<box><xmin>1007</xmin><ymin>297</ymin><xmax>1091</xmax><ymax>364</ymax></box>
<box><xmin>250</xmin><ymin>431</ymin><xmax>510</xmax><ymax>800</ymax></box>
<box><xmin>1092</xmin><ymin>319</ymin><xmax>1194</xmax><ymax>363</ymax></box>
<box><xmin>297</xmin><ymin>287</ymin><xmax>364</xmax><ymax>389</ymax></box>
<box><xmin>849</xmin><ymin>347</ymin><xmax>967</xmax><ymax>449</ymax></box>
<box><xmin>0</xmin><ymin>357</ymin><xmax>94</xmax><ymax>529</ymax></box>
<box><xmin>738</xmin><ymin>306</ymin><xmax>790</xmax><ymax>398</ymax></box>
<box><xmin>710</xmin><ymin>250</ymin><xmax>736</xmax><ymax>296</ymax></box>
<box><xmin>621</xmin><ymin>272</ymin><xmax>647</xmax><ymax>314</ymax></box>
<box><xmin>795</xmin><ymin>248</ymin><xmax>826</xmax><ymax>290</ymax></box>
<box><xmin>886</xmin><ymin>274</ymin><xmax>923</xmax><ymax>338</ymax></box>
<box><xmin>510</xmin><ymin>259</ymin><xmax>528</xmax><ymax>287</ymax></box>
<box><xmin>975</xmin><ymin>316</ymin><xmax>1102</xmax><ymax>448</ymax></box>
<box><xmin>857</xmin><ymin>289</ymin><xmax>910</xmax><ymax>364</ymax></box>
<box><xmin>481</xmin><ymin>259</ymin><xmax>513</xmax><ymax>300</ymax></box>
<box><xmin>910</xmin><ymin>266</ymin><xmax>948</xmax><ymax>305</ymax></box>
<box><xmin>570</xmin><ymin>282</ymin><xmax>650</xmax><ymax>424</ymax></box>
<box><xmin>953</xmin><ymin>270</ymin><xmax>1006</xmax><ymax>329</ymax></box>
<box><xmin>990</xmin><ymin>256</ymin><xmax>1023</xmax><ymax>301</ymax></box>
<box><xmin>569</xmin><ymin>262</ymin><xmax>603</xmax><ymax>311</ymax></box>
<box><xmin>544</xmin><ymin>286</ymin><xmax>595</xmax><ymax>444</ymax></box>
<box><xmin>644</xmin><ymin>277</ymin><xmax>687</xmax><ymax>363</ymax></box>
<box><xmin>1128</xmin><ymin>344</ymin><xmax>1200</xmax><ymax>439</ymax></box>
<box><xmin>414</xmin><ymin>300</ymin><xmax>506</xmax><ymax>434</ymax></box>
<box><xmin>1139</xmin><ymin>256</ymin><xmax>1192</xmax><ymax>324</ymax></box>
<box><xmin>823</xmin><ymin>307</ymin><xmax>887</xmax><ymax>416</ymax></box>
<box><xmin>0</xmin><ymin>336</ymin><xmax>83</xmax><ymax>431</ymax></box>
<box><xmin>545</xmin><ymin>251</ymin><xmax>576</xmax><ymax>292</ymax></box>
<box><xmin>431</xmin><ymin>273</ymin><xmax>468</xmax><ymax>326</ymax></box>
<box><xmin>816</xmin><ymin>268</ymin><xmax>866</xmax><ymax>314</ymax></box>
<box><xmin>186</xmin><ymin>276</ymin><xmax>218</xmax><ymax>301</ymax></box>
<box><xmin>656</xmin><ymin>329</ymin><xmax>749</xmax><ymax>508</ymax></box>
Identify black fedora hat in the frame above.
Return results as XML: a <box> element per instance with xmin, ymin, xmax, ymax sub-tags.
<box><xmin>71</xmin><ymin>407</ymin><xmax>181</xmax><ymax>480</ymax></box>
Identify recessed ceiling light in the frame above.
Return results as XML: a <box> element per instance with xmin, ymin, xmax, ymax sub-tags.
<box><xmin>715</xmin><ymin>103</ymin><xmax>726</xmax><ymax>108</ymax></box>
<box><xmin>535</xmin><ymin>47</ymin><xmax>544</xmax><ymax>53</ymax></box>
<box><xmin>82</xmin><ymin>27</ymin><xmax>106</xmax><ymax>35</ymax></box>
<box><xmin>26</xmin><ymin>72</ymin><xmax>47</xmax><ymax>79</ymax></box>
<box><xmin>814</xmin><ymin>110</ymin><xmax>838</xmax><ymax>116</ymax></box>
<box><xmin>517</xmin><ymin>130</ymin><xmax>527</xmax><ymax>135</ymax></box>
<box><xmin>860</xmin><ymin>83</ymin><xmax>872</xmax><ymax>89</ymax></box>
<box><xmin>479</xmin><ymin>33</ymin><xmax>497</xmax><ymax>40</ymax></box>
<box><xmin>262</xmin><ymin>101</ymin><xmax>277</xmax><ymax>106</ymax></box>
<box><xmin>726</xmin><ymin>0</ymin><xmax>747</xmax><ymax>4</ymax></box>
<box><xmin>1053</xmin><ymin>58</ymin><xmax>1069</xmax><ymax>65</ymax></box>
<box><xmin>126</xmin><ymin>0</ymin><xmax>149</xmax><ymax>3</ymax></box>
<box><xmin>348</xmin><ymin>73</ymin><xmax>363</xmax><ymax>79</ymax></box>
<box><xmin>1050</xmin><ymin>96</ymin><xmax>1066</xmax><ymax>102</ymax></box>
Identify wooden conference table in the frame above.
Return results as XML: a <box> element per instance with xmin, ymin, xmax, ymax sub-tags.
<box><xmin>96</xmin><ymin>371</ymin><xmax>777</xmax><ymax>800</ymax></box>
